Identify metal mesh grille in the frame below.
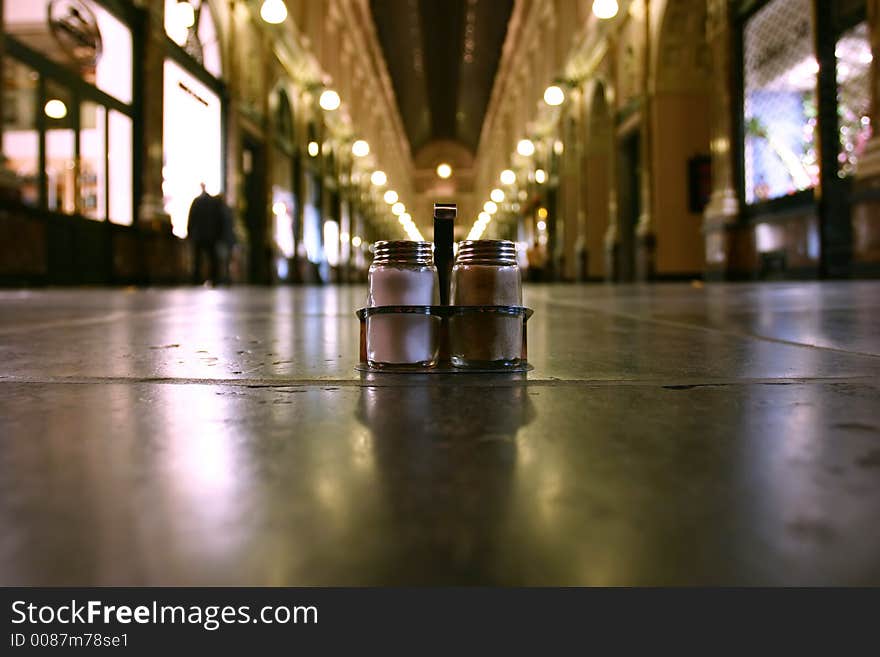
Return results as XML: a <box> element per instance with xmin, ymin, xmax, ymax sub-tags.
<box><xmin>743</xmin><ymin>0</ymin><xmax>818</xmax><ymax>204</ymax></box>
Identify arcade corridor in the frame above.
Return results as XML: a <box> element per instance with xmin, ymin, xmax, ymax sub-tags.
<box><xmin>1</xmin><ymin>282</ymin><xmax>879</xmax><ymax>585</ymax></box>
<box><xmin>2</xmin><ymin>0</ymin><xmax>880</xmax><ymax>591</ymax></box>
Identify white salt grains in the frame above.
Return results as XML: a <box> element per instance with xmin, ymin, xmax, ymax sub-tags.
<box><xmin>366</xmin><ymin>242</ymin><xmax>439</xmax><ymax>367</ymax></box>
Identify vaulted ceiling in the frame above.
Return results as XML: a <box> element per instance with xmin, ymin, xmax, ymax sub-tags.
<box><xmin>369</xmin><ymin>0</ymin><xmax>514</xmax><ymax>159</ymax></box>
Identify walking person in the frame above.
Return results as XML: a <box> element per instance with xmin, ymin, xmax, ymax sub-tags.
<box><xmin>187</xmin><ymin>183</ymin><xmax>222</xmax><ymax>285</ymax></box>
<box><xmin>215</xmin><ymin>192</ymin><xmax>237</xmax><ymax>285</ymax></box>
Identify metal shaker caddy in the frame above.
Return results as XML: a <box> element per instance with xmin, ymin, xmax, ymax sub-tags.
<box><xmin>355</xmin><ymin>203</ymin><xmax>534</xmax><ymax>373</ymax></box>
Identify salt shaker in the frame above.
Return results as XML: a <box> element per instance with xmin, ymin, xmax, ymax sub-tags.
<box><xmin>450</xmin><ymin>239</ymin><xmax>522</xmax><ymax>367</ymax></box>
<box><xmin>367</xmin><ymin>240</ymin><xmax>440</xmax><ymax>368</ymax></box>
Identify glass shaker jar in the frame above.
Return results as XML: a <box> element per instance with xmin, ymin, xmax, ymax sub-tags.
<box><xmin>450</xmin><ymin>239</ymin><xmax>522</xmax><ymax>368</ymax></box>
<box><xmin>367</xmin><ymin>240</ymin><xmax>440</xmax><ymax>368</ymax></box>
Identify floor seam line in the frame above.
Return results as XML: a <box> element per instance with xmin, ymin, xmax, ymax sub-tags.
<box><xmin>0</xmin><ymin>376</ymin><xmax>875</xmax><ymax>388</ymax></box>
<box><xmin>525</xmin><ymin>292</ymin><xmax>880</xmax><ymax>359</ymax></box>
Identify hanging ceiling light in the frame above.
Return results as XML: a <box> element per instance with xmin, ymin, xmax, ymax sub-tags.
<box><xmin>535</xmin><ymin>168</ymin><xmax>547</xmax><ymax>184</ymax></box>
<box><xmin>543</xmin><ymin>85</ymin><xmax>565</xmax><ymax>106</ymax></box>
<box><xmin>307</xmin><ymin>141</ymin><xmax>319</xmax><ymax>157</ymax></box>
<box><xmin>175</xmin><ymin>1</ymin><xmax>196</xmax><ymax>28</ymax></box>
<box><xmin>371</xmin><ymin>170</ymin><xmax>387</xmax><ymax>186</ymax></box>
<box><xmin>352</xmin><ymin>140</ymin><xmax>370</xmax><ymax>157</ymax></box>
<box><xmin>44</xmin><ymin>99</ymin><xmax>67</xmax><ymax>119</ymax></box>
<box><xmin>483</xmin><ymin>201</ymin><xmax>498</xmax><ymax>215</ymax></box>
<box><xmin>319</xmin><ymin>89</ymin><xmax>340</xmax><ymax>111</ymax></box>
<box><xmin>500</xmin><ymin>169</ymin><xmax>516</xmax><ymax>185</ymax></box>
<box><xmin>384</xmin><ymin>190</ymin><xmax>398</xmax><ymax>204</ymax></box>
<box><xmin>260</xmin><ymin>0</ymin><xmax>288</xmax><ymax>24</ymax></box>
<box><xmin>517</xmin><ymin>139</ymin><xmax>535</xmax><ymax>157</ymax></box>
<box><xmin>391</xmin><ymin>202</ymin><xmax>405</xmax><ymax>216</ymax></box>
<box><xmin>592</xmin><ymin>0</ymin><xmax>619</xmax><ymax>20</ymax></box>
<box><xmin>436</xmin><ymin>163</ymin><xmax>452</xmax><ymax>179</ymax></box>
<box><xmin>490</xmin><ymin>188</ymin><xmax>505</xmax><ymax>203</ymax></box>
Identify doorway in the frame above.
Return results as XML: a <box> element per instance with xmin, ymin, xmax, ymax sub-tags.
<box><xmin>584</xmin><ymin>81</ymin><xmax>612</xmax><ymax>281</ymax></box>
<box><xmin>242</xmin><ymin>135</ymin><xmax>268</xmax><ymax>284</ymax></box>
<box><xmin>617</xmin><ymin>131</ymin><xmax>641</xmax><ymax>282</ymax></box>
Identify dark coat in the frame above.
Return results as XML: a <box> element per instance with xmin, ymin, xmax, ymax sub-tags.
<box><xmin>187</xmin><ymin>192</ymin><xmax>221</xmax><ymax>243</ymax></box>
<box><xmin>219</xmin><ymin>199</ymin><xmax>237</xmax><ymax>247</ymax></box>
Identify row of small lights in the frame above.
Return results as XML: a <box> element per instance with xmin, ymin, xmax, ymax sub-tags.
<box><xmin>466</xmin><ymin>144</ymin><xmax>549</xmax><ymax>241</ymax></box>
<box><xmin>242</xmin><ymin>0</ymin><xmax>422</xmax><ymax>242</ymax></box>
<box><xmin>305</xmin><ymin>134</ymin><xmax>424</xmax><ymax>243</ymax></box>
<box><xmin>170</xmin><ymin>0</ymin><xmax>615</xmax><ymax>245</ymax></box>
<box><xmin>177</xmin><ymin>1</ymin><xmax>418</xmax><ymax>246</ymax></box>
<box><xmin>313</xmin><ymin>62</ymin><xmax>424</xmax><ymax>241</ymax></box>
<box><xmin>305</xmin><ymin>136</ymin><xmax>423</xmax><ymax>242</ymax></box>
<box><xmin>466</xmin><ymin>1</ymin><xmax>618</xmax><ymax>240</ymax></box>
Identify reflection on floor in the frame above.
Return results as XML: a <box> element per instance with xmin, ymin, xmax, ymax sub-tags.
<box><xmin>0</xmin><ymin>282</ymin><xmax>879</xmax><ymax>585</ymax></box>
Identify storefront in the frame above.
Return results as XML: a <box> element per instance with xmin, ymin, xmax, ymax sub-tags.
<box><xmin>161</xmin><ymin>0</ymin><xmax>224</xmax><ymax>239</ymax></box>
<box><xmin>1</xmin><ymin>0</ymin><xmax>138</xmax><ymax>282</ymax></box>
<box><xmin>270</xmin><ymin>88</ymin><xmax>299</xmax><ymax>282</ymax></box>
<box><xmin>300</xmin><ymin>121</ymin><xmax>324</xmax><ymax>283</ymax></box>
<box><xmin>322</xmin><ymin>146</ymin><xmax>342</xmax><ymax>282</ymax></box>
<box><xmin>737</xmin><ymin>0</ymin><xmax>870</xmax><ymax>277</ymax></box>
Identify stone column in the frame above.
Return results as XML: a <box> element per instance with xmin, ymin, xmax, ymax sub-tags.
<box><xmin>576</xmin><ymin>89</ymin><xmax>590</xmax><ymax>281</ymax></box>
<box><xmin>259</xmin><ymin>23</ymin><xmax>274</xmax><ymax>285</ymax></box>
<box><xmin>702</xmin><ymin>0</ymin><xmax>743</xmax><ymax>279</ymax></box>
<box><xmin>635</xmin><ymin>0</ymin><xmax>656</xmax><ymax>281</ymax></box>
<box><xmin>562</xmin><ymin>111</ymin><xmax>582</xmax><ymax>282</ymax></box>
<box><xmin>137</xmin><ymin>0</ymin><xmax>171</xmax><ymax>230</ymax></box>
<box><xmin>603</xmin><ymin>38</ymin><xmax>620</xmax><ymax>281</ymax></box>
<box><xmin>226</xmin><ymin>0</ymin><xmax>240</xmax><ymax>209</ymax></box>
<box><xmin>851</xmin><ymin>0</ymin><xmax>880</xmax><ymax>268</ymax></box>
<box><xmin>547</xmin><ymin>135</ymin><xmax>563</xmax><ymax>282</ymax></box>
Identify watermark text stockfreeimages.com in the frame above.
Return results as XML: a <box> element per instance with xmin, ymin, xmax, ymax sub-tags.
<box><xmin>11</xmin><ymin>599</ymin><xmax>317</xmax><ymax>632</ymax></box>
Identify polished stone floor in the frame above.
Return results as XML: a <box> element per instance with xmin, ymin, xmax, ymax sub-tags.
<box><xmin>1</xmin><ymin>282</ymin><xmax>879</xmax><ymax>585</ymax></box>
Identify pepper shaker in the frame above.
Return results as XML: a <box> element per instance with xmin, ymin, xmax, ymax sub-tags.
<box><xmin>449</xmin><ymin>240</ymin><xmax>522</xmax><ymax>367</ymax></box>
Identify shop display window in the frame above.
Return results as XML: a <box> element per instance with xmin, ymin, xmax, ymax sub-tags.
<box><xmin>108</xmin><ymin>110</ymin><xmax>132</xmax><ymax>225</ymax></box>
<box><xmin>2</xmin><ymin>58</ymin><xmax>39</xmax><ymax>206</ymax></box>
<box><xmin>303</xmin><ymin>172</ymin><xmax>322</xmax><ymax>264</ymax></box>
<box><xmin>80</xmin><ymin>101</ymin><xmax>106</xmax><ymax>220</ymax></box>
<box><xmin>272</xmin><ymin>186</ymin><xmax>295</xmax><ymax>259</ymax></box>
<box><xmin>836</xmin><ymin>21</ymin><xmax>873</xmax><ymax>178</ymax></box>
<box><xmin>3</xmin><ymin>1</ymin><xmax>134</xmax><ymax>222</ymax></box>
<box><xmin>743</xmin><ymin>0</ymin><xmax>818</xmax><ymax>204</ymax></box>
<box><xmin>270</xmin><ymin>91</ymin><xmax>297</xmax><ymax>272</ymax></box>
<box><xmin>323</xmin><ymin>219</ymin><xmax>340</xmax><ymax>267</ymax></box>
<box><xmin>3</xmin><ymin>0</ymin><xmax>132</xmax><ymax>104</ymax></box>
<box><xmin>44</xmin><ymin>81</ymin><xmax>76</xmax><ymax>214</ymax></box>
<box><xmin>162</xmin><ymin>58</ymin><xmax>223</xmax><ymax>237</ymax></box>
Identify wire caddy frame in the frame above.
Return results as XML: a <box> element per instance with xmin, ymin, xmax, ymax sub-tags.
<box><xmin>355</xmin><ymin>305</ymin><xmax>534</xmax><ymax>373</ymax></box>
